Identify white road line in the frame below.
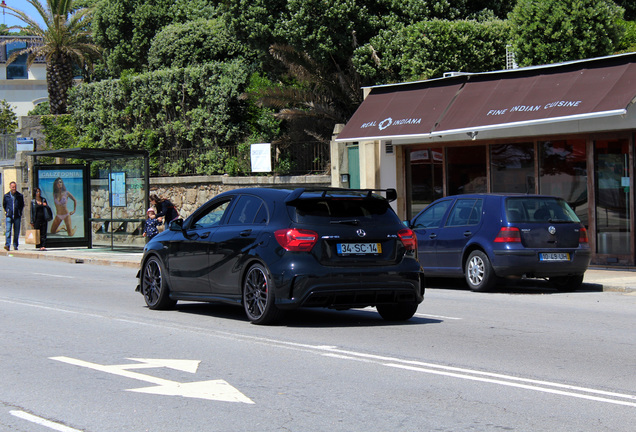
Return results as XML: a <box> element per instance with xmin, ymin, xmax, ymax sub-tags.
<box><xmin>414</xmin><ymin>312</ymin><xmax>462</xmax><ymax>320</ymax></box>
<box><xmin>10</xmin><ymin>410</ymin><xmax>83</xmax><ymax>432</ymax></box>
<box><xmin>4</xmin><ymin>298</ymin><xmax>635</xmax><ymax>407</ymax></box>
<box><xmin>34</xmin><ymin>272</ymin><xmax>75</xmax><ymax>279</ymax></box>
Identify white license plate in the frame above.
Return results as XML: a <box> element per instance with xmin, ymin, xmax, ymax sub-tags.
<box><xmin>337</xmin><ymin>243</ymin><xmax>382</xmax><ymax>255</ymax></box>
<box><xmin>539</xmin><ymin>252</ymin><xmax>570</xmax><ymax>261</ymax></box>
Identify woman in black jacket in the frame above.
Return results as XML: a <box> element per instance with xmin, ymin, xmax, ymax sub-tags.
<box><xmin>30</xmin><ymin>187</ymin><xmax>52</xmax><ymax>251</ymax></box>
<box><xmin>149</xmin><ymin>194</ymin><xmax>179</xmax><ymax>224</ymax></box>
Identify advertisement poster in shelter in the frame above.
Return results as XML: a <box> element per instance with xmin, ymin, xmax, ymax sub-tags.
<box><xmin>35</xmin><ymin>165</ymin><xmax>89</xmax><ymax>247</ymax></box>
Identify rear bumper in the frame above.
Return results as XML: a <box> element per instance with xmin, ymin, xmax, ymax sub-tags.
<box><xmin>270</xmin><ymin>259</ymin><xmax>425</xmax><ymax>309</ymax></box>
<box><xmin>492</xmin><ymin>248</ymin><xmax>591</xmax><ymax>277</ymax></box>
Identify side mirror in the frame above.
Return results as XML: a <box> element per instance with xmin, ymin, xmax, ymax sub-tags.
<box><xmin>386</xmin><ymin>188</ymin><xmax>398</xmax><ymax>202</ymax></box>
<box><xmin>169</xmin><ymin>218</ymin><xmax>184</xmax><ymax>231</ymax></box>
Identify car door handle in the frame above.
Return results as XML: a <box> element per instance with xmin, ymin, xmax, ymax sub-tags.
<box><xmin>463</xmin><ymin>231</ymin><xmax>472</xmax><ymax>237</ymax></box>
<box><xmin>429</xmin><ymin>233</ymin><xmax>437</xmax><ymax>239</ymax></box>
<box><xmin>240</xmin><ymin>229</ymin><xmax>252</xmax><ymax>237</ymax></box>
<box><xmin>200</xmin><ymin>232</ymin><xmax>211</xmax><ymax>239</ymax></box>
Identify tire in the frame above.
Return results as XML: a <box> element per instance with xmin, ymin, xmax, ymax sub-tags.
<box><xmin>550</xmin><ymin>274</ymin><xmax>584</xmax><ymax>292</ymax></box>
<box><xmin>465</xmin><ymin>250</ymin><xmax>497</xmax><ymax>292</ymax></box>
<box><xmin>243</xmin><ymin>263</ymin><xmax>282</xmax><ymax>325</ymax></box>
<box><xmin>377</xmin><ymin>302</ymin><xmax>419</xmax><ymax>321</ymax></box>
<box><xmin>141</xmin><ymin>256</ymin><xmax>177</xmax><ymax>310</ymax></box>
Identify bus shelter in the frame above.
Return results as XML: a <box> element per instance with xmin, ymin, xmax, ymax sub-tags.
<box><xmin>28</xmin><ymin>148</ymin><xmax>149</xmax><ymax>250</ymax></box>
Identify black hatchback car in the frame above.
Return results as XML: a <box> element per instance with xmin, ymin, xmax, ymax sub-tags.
<box><xmin>137</xmin><ymin>187</ymin><xmax>424</xmax><ymax>324</ymax></box>
<box><xmin>409</xmin><ymin>194</ymin><xmax>591</xmax><ymax>292</ymax></box>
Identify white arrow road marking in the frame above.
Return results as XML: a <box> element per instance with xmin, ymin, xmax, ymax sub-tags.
<box><xmin>117</xmin><ymin>358</ymin><xmax>201</xmax><ymax>373</ymax></box>
<box><xmin>50</xmin><ymin>356</ymin><xmax>253</xmax><ymax>404</ymax></box>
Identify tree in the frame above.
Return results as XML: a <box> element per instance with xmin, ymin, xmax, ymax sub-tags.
<box><xmin>247</xmin><ymin>44</ymin><xmax>363</xmax><ymax>144</ymax></box>
<box><xmin>147</xmin><ymin>19</ymin><xmax>247</xmax><ymax>71</ymax></box>
<box><xmin>0</xmin><ymin>100</ymin><xmax>18</xmax><ymax>134</ymax></box>
<box><xmin>353</xmin><ymin>18</ymin><xmax>510</xmax><ymax>83</ymax></box>
<box><xmin>509</xmin><ymin>0</ymin><xmax>624</xmax><ymax>67</ymax></box>
<box><xmin>1</xmin><ymin>0</ymin><xmax>101</xmax><ymax>114</ymax></box>
<box><xmin>93</xmin><ymin>0</ymin><xmax>218</xmax><ymax>78</ymax></box>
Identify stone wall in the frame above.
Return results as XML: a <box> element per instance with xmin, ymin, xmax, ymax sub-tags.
<box><xmin>145</xmin><ymin>174</ymin><xmax>332</xmax><ymax>219</ymax></box>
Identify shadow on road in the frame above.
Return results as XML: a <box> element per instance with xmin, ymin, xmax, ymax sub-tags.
<box><xmin>173</xmin><ymin>302</ymin><xmax>441</xmax><ymax>328</ymax></box>
<box><xmin>425</xmin><ymin>277</ymin><xmax>603</xmax><ymax>294</ymax></box>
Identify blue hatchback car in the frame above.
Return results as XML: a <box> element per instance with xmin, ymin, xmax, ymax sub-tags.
<box><xmin>409</xmin><ymin>194</ymin><xmax>591</xmax><ymax>291</ymax></box>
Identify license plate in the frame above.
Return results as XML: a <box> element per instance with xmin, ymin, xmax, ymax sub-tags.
<box><xmin>337</xmin><ymin>243</ymin><xmax>382</xmax><ymax>255</ymax></box>
<box><xmin>539</xmin><ymin>252</ymin><xmax>570</xmax><ymax>261</ymax></box>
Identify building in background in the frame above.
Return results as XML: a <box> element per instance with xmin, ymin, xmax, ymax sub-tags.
<box><xmin>0</xmin><ymin>36</ymin><xmax>48</xmax><ymax>119</ymax></box>
<box><xmin>334</xmin><ymin>52</ymin><xmax>636</xmax><ymax>267</ymax></box>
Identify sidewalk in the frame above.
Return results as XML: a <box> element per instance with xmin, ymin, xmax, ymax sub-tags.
<box><xmin>2</xmin><ymin>240</ymin><xmax>636</xmax><ymax>293</ymax></box>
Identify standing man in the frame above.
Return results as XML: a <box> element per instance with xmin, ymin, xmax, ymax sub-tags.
<box><xmin>3</xmin><ymin>181</ymin><xmax>25</xmax><ymax>251</ymax></box>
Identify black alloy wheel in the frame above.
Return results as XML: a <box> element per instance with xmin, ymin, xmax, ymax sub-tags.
<box><xmin>141</xmin><ymin>256</ymin><xmax>177</xmax><ymax>310</ymax></box>
<box><xmin>242</xmin><ymin>263</ymin><xmax>281</xmax><ymax>325</ymax></box>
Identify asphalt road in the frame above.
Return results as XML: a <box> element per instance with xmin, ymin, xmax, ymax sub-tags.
<box><xmin>1</xmin><ymin>256</ymin><xmax>635</xmax><ymax>432</ymax></box>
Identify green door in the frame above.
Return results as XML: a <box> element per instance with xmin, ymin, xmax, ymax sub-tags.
<box><xmin>348</xmin><ymin>146</ymin><xmax>360</xmax><ymax>189</ymax></box>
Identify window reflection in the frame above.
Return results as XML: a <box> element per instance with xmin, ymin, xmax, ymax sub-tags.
<box><xmin>595</xmin><ymin>139</ymin><xmax>630</xmax><ymax>256</ymax></box>
<box><xmin>490</xmin><ymin>143</ymin><xmax>534</xmax><ymax>193</ymax></box>
<box><xmin>446</xmin><ymin>146</ymin><xmax>486</xmax><ymax>195</ymax></box>
<box><xmin>409</xmin><ymin>148</ymin><xmax>443</xmax><ymax>215</ymax></box>
<box><xmin>539</xmin><ymin>139</ymin><xmax>587</xmax><ymax>226</ymax></box>
<box><xmin>5</xmin><ymin>41</ymin><xmax>28</xmax><ymax>79</ymax></box>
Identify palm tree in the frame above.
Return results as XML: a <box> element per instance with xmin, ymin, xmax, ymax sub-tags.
<box><xmin>248</xmin><ymin>44</ymin><xmax>363</xmax><ymax>144</ymax></box>
<box><xmin>0</xmin><ymin>0</ymin><xmax>100</xmax><ymax>114</ymax></box>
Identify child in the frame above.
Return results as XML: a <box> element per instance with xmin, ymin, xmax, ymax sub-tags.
<box><xmin>143</xmin><ymin>208</ymin><xmax>163</xmax><ymax>240</ymax></box>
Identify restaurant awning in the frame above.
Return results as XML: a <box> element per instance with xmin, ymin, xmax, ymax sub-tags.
<box><xmin>336</xmin><ymin>53</ymin><xmax>636</xmax><ymax>142</ymax></box>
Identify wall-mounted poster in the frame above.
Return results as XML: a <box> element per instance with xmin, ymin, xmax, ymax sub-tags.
<box><xmin>35</xmin><ymin>166</ymin><xmax>89</xmax><ymax>247</ymax></box>
<box><xmin>109</xmin><ymin>172</ymin><xmax>126</xmax><ymax>207</ymax></box>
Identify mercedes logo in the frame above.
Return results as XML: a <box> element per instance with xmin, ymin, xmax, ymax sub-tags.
<box><xmin>548</xmin><ymin>226</ymin><xmax>556</xmax><ymax>235</ymax></box>
<box><xmin>356</xmin><ymin>229</ymin><xmax>367</xmax><ymax>238</ymax></box>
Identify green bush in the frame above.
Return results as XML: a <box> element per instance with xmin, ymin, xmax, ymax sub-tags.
<box><xmin>69</xmin><ymin>60</ymin><xmax>251</xmax><ymax>155</ymax></box>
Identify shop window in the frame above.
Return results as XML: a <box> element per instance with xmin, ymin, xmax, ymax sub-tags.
<box><xmin>539</xmin><ymin>139</ymin><xmax>587</xmax><ymax>226</ymax></box>
<box><xmin>490</xmin><ymin>143</ymin><xmax>534</xmax><ymax>193</ymax></box>
<box><xmin>446</xmin><ymin>146</ymin><xmax>486</xmax><ymax>195</ymax></box>
<box><xmin>594</xmin><ymin>139</ymin><xmax>631</xmax><ymax>256</ymax></box>
<box><xmin>5</xmin><ymin>41</ymin><xmax>28</xmax><ymax>79</ymax></box>
<box><xmin>409</xmin><ymin>148</ymin><xmax>443</xmax><ymax>215</ymax></box>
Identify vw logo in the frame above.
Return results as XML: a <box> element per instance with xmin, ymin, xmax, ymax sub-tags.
<box><xmin>548</xmin><ymin>226</ymin><xmax>556</xmax><ymax>235</ymax></box>
<box><xmin>356</xmin><ymin>229</ymin><xmax>367</xmax><ymax>238</ymax></box>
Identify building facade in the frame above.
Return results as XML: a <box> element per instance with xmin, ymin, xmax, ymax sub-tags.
<box><xmin>0</xmin><ymin>36</ymin><xmax>48</xmax><ymax>119</ymax></box>
<box><xmin>334</xmin><ymin>53</ymin><xmax>636</xmax><ymax>267</ymax></box>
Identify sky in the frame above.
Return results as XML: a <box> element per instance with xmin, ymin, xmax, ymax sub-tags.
<box><xmin>1</xmin><ymin>0</ymin><xmax>46</xmax><ymax>30</ymax></box>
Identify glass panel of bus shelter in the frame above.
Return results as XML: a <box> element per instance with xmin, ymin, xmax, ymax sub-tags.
<box><xmin>91</xmin><ymin>159</ymin><xmax>147</xmax><ymax>249</ymax></box>
<box><xmin>446</xmin><ymin>146</ymin><xmax>487</xmax><ymax>195</ymax></box>
<box><xmin>539</xmin><ymin>139</ymin><xmax>588</xmax><ymax>227</ymax></box>
<box><xmin>409</xmin><ymin>148</ymin><xmax>443</xmax><ymax>216</ymax></box>
<box><xmin>595</xmin><ymin>139</ymin><xmax>631</xmax><ymax>256</ymax></box>
<box><xmin>490</xmin><ymin>143</ymin><xmax>535</xmax><ymax>193</ymax></box>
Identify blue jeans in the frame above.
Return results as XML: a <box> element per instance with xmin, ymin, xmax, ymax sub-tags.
<box><xmin>5</xmin><ymin>216</ymin><xmax>21</xmax><ymax>249</ymax></box>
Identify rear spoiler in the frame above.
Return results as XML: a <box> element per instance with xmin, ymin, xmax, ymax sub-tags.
<box><xmin>285</xmin><ymin>188</ymin><xmax>398</xmax><ymax>203</ymax></box>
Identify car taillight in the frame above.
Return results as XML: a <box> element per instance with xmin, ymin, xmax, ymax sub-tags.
<box><xmin>494</xmin><ymin>227</ymin><xmax>521</xmax><ymax>243</ymax></box>
<box><xmin>275</xmin><ymin>228</ymin><xmax>318</xmax><ymax>252</ymax></box>
<box><xmin>579</xmin><ymin>227</ymin><xmax>589</xmax><ymax>244</ymax></box>
<box><xmin>398</xmin><ymin>228</ymin><xmax>417</xmax><ymax>251</ymax></box>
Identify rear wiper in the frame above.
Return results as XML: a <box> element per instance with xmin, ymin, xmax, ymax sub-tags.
<box><xmin>548</xmin><ymin>218</ymin><xmax>570</xmax><ymax>223</ymax></box>
<box><xmin>330</xmin><ymin>219</ymin><xmax>360</xmax><ymax>225</ymax></box>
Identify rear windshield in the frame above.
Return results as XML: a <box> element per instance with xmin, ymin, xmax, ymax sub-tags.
<box><xmin>506</xmin><ymin>197</ymin><xmax>581</xmax><ymax>223</ymax></box>
<box><xmin>290</xmin><ymin>198</ymin><xmax>400</xmax><ymax>225</ymax></box>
